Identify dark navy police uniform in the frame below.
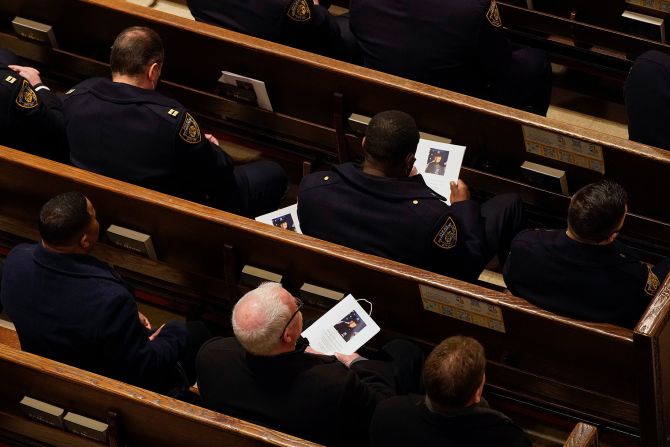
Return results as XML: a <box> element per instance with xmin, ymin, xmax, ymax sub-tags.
<box><xmin>503</xmin><ymin>229</ymin><xmax>670</xmax><ymax>328</ymax></box>
<box><xmin>187</xmin><ymin>0</ymin><xmax>359</xmax><ymax>61</ymax></box>
<box><xmin>0</xmin><ymin>66</ymin><xmax>69</xmax><ymax>162</ymax></box>
<box><xmin>1</xmin><ymin>243</ymin><xmax>189</xmax><ymax>392</ymax></box>
<box><xmin>349</xmin><ymin>0</ymin><xmax>551</xmax><ymax>114</ymax></box>
<box><xmin>63</xmin><ymin>78</ymin><xmax>286</xmax><ymax>217</ymax></box>
<box><xmin>297</xmin><ymin>163</ymin><xmax>523</xmax><ymax>281</ymax></box>
<box><xmin>625</xmin><ymin>50</ymin><xmax>670</xmax><ymax>151</ymax></box>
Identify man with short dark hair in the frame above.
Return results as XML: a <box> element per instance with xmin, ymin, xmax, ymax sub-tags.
<box><xmin>370</xmin><ymin>336</ymin><xmax>530</xmax><ymax>447</ymax></box>
<box><xmin>298</xmin><ymin>110</ymin><xmax>523</xmax><ymax>281</ymax></box>
<box><xmin>1</xmin><ymin>192</ymin><xmax>196</xmax><ymax>392</ymax></box>
<box><xmin>504</xmin><ymin>180</ymin><xmax>670</xmax><ymax>327</ymax></box>
<box><xmin>0</xmin><ymin>49</ymin><xmax>68</xmax><ymax>162</ymax></box>
<box><xmin>196</xmin><ymin>282</ymin><xmax>423</xmax><ymax>447</ymax></box>
<box><xmin>63</xmin><ymin>27</ymin><xmax>286</xmax><ymax>217</ymax></box>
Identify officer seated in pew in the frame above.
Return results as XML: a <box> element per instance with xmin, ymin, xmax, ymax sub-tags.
<box><xmin>0</xmin><ymin>49</ymin><xmax>69</xmax><ymax>162</ymax></box>
<box><xmin>298</xmin><ymin>110</ymin><xmax>524</xmax><ymax>282</ymax></box>
<box><xmin>504</xmin><ymin>180</ymin><xmax>670</xmax><ymax>328</ymax></box>
<box><xmin>62</xmin><ymin>27</ymin><xmax>287</xmax><ymax>217</ymax></box>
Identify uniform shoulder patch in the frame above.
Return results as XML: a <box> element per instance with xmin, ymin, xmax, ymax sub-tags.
<box><xmin>179</xmin><ymin>112</ymin><xmax>202</xmax><ymax>144</ymax></box>
<box><xmin>15</xmin><ymin>79</ymin><xmax>38</xmax><ymax>109</ymax></box>
<box><xmin>287</xmin><ymin>0</ymin><xmax>311</xmax><ymax>22</ymax></box>
<box><xmin>486</xmin><ymin>0</ymin><xmax>503</xmax><ymax>28</ymax></box>
<box><xmin>433</xmin><ymin>216</ymin><xmax>458</xmax><ymax>250</ymax></box>
<box><xmin>644</xmin><ymin>263</ymin><xmax>661</xmax><ymax>296</ymax></box>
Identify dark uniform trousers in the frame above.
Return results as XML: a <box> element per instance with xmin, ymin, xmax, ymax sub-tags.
<box><xmin>349</xmin><ymin>0</ymin><xmax>551</xmax><ymax>115</ymax></box>
<box><xmin>625</xmin><ymin>50</ymin><xmax>670</xmax><ymax>151</ymax></box>
<box><xmin>504</xmin><ymin>229</ymin><xmax>670</xmax><ymax>328</ymax></box>
<box><xmin>188</xmin><ymin>0</ymin><xmax>360</xmax><ymax>62</ymax></box>
<box><xmin>63</xmin><ymin>78</ymin><xmax>286</xmax><ymax>217</ymax></box>
<box><xmin>298</xmin><ymin>163</ymin><xmax>523</xmax><ymax>282</ymax></box>
<box><xmin>0</xmin><ymin>61</ymin><xmax>69</xmax><ymax>162</ymax></box>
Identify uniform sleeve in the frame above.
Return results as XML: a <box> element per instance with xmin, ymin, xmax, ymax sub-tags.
<box><xmin>174</xmin><ymin>111</ymin><xmax>236</xmax><ymax>209</ymax></box>
<box><xmin>431</xmin><ymin>200</ymin><xmax>487</xmax><ymax>281</ymax></box>
<box><xmin>284</xmin><ymin>0</ymin><xmax>354</xmax><ymax>59</ymax></box>
<box><xmin>474</xmin><ymin>0</ymin><xmax>513</xmax><ymax>82</ymax></box>
<box><xmin>99</xmin><ymin>287</ymin><xmax>188</xmax><ymax>387</ymax></box>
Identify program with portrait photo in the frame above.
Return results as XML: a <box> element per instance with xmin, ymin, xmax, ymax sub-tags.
<box><xmin>272</xmin><ymin>214</ymin><xmax>296</xmax><ymax>231</ymax></box>
<box><xmin>333</xmin><ymin>310</ymin><xmax>367</xmax><ymax>342</ymax></box>
<box><xmin>424</xmin><ymin>148</ymin><xmax>449</xmax><ymax>176</ymax></box>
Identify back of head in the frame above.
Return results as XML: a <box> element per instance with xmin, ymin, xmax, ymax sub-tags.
<box><xmin>39</xmin><ymin>192</ymin><xmax>90</xmax><ymax>247</ymax></box>
<box><xmin>568</xmin><ymin>180</ymin><xmax>628</xmax><ymax>243</ymax></box>
<box><xmin>364</xmin><ymin>110</ymin><xmax>419</xmax><ymax>165</ymax></box>
<box><xmin>231</xmin><ymin>282</ymin><xmax>291</xmax><ymax>355</ymax></box>
<box><xmin>423</xmin><ymin>336</ymin><xmax>485</xmax><ymax>410</ymax></box>
<box><xmin>110</xmin><ymin>26</ymin><xmax>164</xmax><ymax>76</ymax></box>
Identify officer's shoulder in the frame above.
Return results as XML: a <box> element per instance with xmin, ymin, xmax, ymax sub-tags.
<box><xmin>285</xmin><ymin>0</ymin><xmax>314</xmax><ymax>23</ymax></box>
<box><xmin>299</xmin><ymin>170</ymin><xmax>342</xmax><ymax>192</ymax></box>
<box><xmin>145</xmin><ymin>103</ymin><xmax>188</xmax><ymax>125</ymax></box>
<box><xmin>63</xmin><ymin>77</ymin><xmax>106</xmax><ymax>97</ymax></box>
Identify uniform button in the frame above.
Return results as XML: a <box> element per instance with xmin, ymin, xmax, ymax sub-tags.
<box><xmin>412</xmin><ymin>200</ymin><xmax>419</xmax><ymax>205</ymax></box>
<box><xmin>324</xmin><ymin>176</ymin><xmax>330</xmax><ymax>181</ymax></box>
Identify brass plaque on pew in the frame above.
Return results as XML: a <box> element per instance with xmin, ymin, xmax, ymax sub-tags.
<box><xmin>419</xmin><ymin>284</ymin><xmax>506</xmax><ymax>333</ymax></box>
<box><xmin>522</xmin><ymin>125</ymin><xmax>605</xmax><ymax>174</ymax></box>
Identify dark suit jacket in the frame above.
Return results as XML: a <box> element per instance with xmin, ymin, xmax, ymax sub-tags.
<box><xmin>1</xmin><ymin>243</ymin><xmax>188</xmax><ymax>390</ymax></box>
<box><xmin>196</xmin><ymin>337</ymin><xmax>397</xmax><ymax>447</ymax></box>
<box><xmin>297</xmin><ymin>163</ymin><xmax>487</xmax><ymax>281</ymax></box>
<box><xmin>370</xmin><ymin>395</ymin><xmax>531</xmax><ymax>447</ymax></box>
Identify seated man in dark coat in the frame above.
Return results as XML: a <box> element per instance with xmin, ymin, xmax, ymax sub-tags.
<box><xmin>0</xmin><ymin>49</ymin><xmax>68</xmax><ymax>162</ymax></box>
<box><xmin>371</xmin><ymin>336</ymin><xmax>530</xmax><ymax>447</ymax></box>
<box><xmin>297</xmin><ymin>110</ymin><xmax>523</xmax><ymax>282</ymax></box>
<box><xmin>1</xmin><ymin>192</ymin><xmax>199</xmax><ymax>393</ymax></box>
<box><xmin>187</xmin><ymin>0</ymin><xmax>359</xmax><ymax>62</ymax></box>
<box><xmin>62</xmin><ymin>27</ymin><xmax>287</xmax><ymax>217</ymax></box>
<box><xmin>504</xmin><ymin>180</ymin><xmax>670</xmax><ymax>328</ymax></box>
<box><xmin>625</xmin><ymin>50</ymin><xmax>670</xmax><ymax>151</ymax></box>
<box><xmin>196</xmin><ymin>282</ymin><xmax>423</xmax><ymax>447</ymax></box>
<box><xmin>349</xmin><ymin>0</ymin><xmax>551</xmax><ymax>115</ymax></box>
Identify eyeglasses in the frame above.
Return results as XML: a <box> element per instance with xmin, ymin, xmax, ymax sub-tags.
<box><xmin>279</xmin><ymin>297</ymin><xmax>303</xmax><ymax>340</ymax></box>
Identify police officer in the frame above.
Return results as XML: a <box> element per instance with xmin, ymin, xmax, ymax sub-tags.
<box><xmin>504</xmin><ymin>180</ymin><xmax>670</xmax><ymax>328</ymax></box>
<box><xmin>0</xmin><ymin>50</ymin><xmax>68</xmax><ymax>162</ymax></box>
<box><xmin>349</xmin><ymin>0</ymin><xmax>551</xmax><ymax>115</ymax></box>
<box><xmin>625</xmin><ymin>50</ymin><xmax>670</xmax><ymax>151</ymax></box>
<box><xmin>63</xmin><ymin>27</ymin><xmax>287</xmax><ymax>217</ymax></box>
<box><xmin>187</xmin><ymin>0</ymin><xmax>359</xmax><ymax>62</ymax></box>
<box><xmin>297</xmin><ymin>110</ymin><xmax>523</xmax><ymax>282</ymax></box>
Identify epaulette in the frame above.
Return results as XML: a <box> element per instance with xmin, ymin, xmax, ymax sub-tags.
<box><xmin>144</xmin><ymin>103</ymin><xmax>186</xmax><ymax>125</ymax></box>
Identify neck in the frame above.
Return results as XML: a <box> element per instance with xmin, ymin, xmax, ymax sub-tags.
<box><xmin>112</xmin><ymin>73</ymin><xmax>154</xmax><ymax>90</ymax></box>
<box><xmin>425</xmin><ymin>396</ymin><xmax>469</xmax><ymax>414</ymax></box>
<box><xmin>41</xmin><ymin>240</ymin><xmax>89</xmax><ymax>255</ymax></box>
<box><xmin>565</xmin><ymin>229</ymin><xmax>610</xmax><ymax>245</ymax></box>
<box><xmin>362</xmin><ymin>158</ymin><xmax>406</xmax><ymax>178</ymax></box>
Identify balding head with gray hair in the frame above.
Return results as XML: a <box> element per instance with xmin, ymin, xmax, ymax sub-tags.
<box><xmin>232</xmin><ymin>282</ymin><xmax>293</xmax><ymax>355</ymax></box>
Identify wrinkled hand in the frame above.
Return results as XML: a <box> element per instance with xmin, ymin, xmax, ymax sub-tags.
<box><xmin>205</xmin><ymin>133</ymin><xmax>219</xmax><ymax>146</ymax></box>
<box><xmin>335</xmin><ymin>352</ymin><xmax>362</xmax><ymax>368</ymax></box>
<box><xmin>449</xmin><ymin>179</ymin><xmax>470</xmax><ymax>204</ymax></box>
<box><xmin>8</xmin><ymin>65</ymin><xmax>42</xmax><ymax>87</ymax></box>
<box><xmin>148</xmin><ymin>324</ymin><xmax>165</xmax><ymax>341</ymax></box>
<box><xmin>305</xmin><ymin>345</ymin><xmax>324</xmax><ymax>355</ymax></box>
<box><xmin>138</xmin><ymin>311</ymin><xmax>151</xmax><ymax>330</ymax></box>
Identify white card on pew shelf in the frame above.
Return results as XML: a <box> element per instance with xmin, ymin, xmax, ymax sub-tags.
<box><xmin>302</xmin><ymin>294</ymin><xmax>380</xmax><ymax>355</ymax></box>
<box><xmin>219</xmin><ymin>71</ymin><xmax>273</xmax><ymax>111</ymax></box>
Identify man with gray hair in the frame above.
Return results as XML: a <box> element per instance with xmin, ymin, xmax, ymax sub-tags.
<box><xmin>196</xmin><ymin>282</ymin><xmax>422</xmax><ymax>446</ymax></box>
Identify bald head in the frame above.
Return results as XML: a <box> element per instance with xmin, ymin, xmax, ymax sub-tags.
<box><xmin>110</xmin><ymin>26</ymin><xmax>164</xmax><ymax>77</ymax></box>
<box><xmin>232</xmin><ymin>282</ymin><xmax>295</xmax><ymax>355</ymax></box>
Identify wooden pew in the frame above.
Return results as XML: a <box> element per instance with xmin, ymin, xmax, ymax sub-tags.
<box><xmin>0</xmin><ymin>343</ymin><xmax>322</xmax><ymax>447</ymax></box>
<box><xmin>3</xmin><ymin>0</ymin><xmax>670</xmax><ymax>236</ymax></box>
<box><xmin>0</xmin><ymin>146</ymin><xmax>662</xmax><ymax>445</ymax></box>
<box><xmin>564</xmin><ymin>422</ymin><xmax>599</xmax><ymax>447</ymax></box>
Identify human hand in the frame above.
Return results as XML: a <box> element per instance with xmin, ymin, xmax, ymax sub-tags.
<box><xmin>205</xmin><ymin>133</ymin><xmax>219</xmax><ymax>146</ymax></box>
<box><xmin>148</xmin><ymin>324</ymin><xmax>165</xmax><ymax>341</ymax></box>
<box><xmin>8</xmin><ymin>65</ymin><xmax>42</xmax><ymax>87</ymax></box>
<box><xmin>409</xmin><ymin>166</ymin><xmax>418</xmax><ymax>177</ymax></box>
<box><xmin>138</xmin><ymin>311</ymin><xmax>151</xmax><ymax>330</ymax></box>
<box><xmin>305</xmin><ymin>345</ymin><xmax>324</xmax><ymax>355</ymax></box>
<box><xmin>335</xmin><ymin>352</ymin><xmax>362</xmax><ymax>368</ymax></box>
<box><xmin>449</xmin><ymin>179</ymin><xmax>470</xmax><ymax>204</ymax></box>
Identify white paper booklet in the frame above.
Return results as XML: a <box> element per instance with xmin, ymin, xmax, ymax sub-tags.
<box><xmin>302</xmin><ymin>294</ymin><xmax>380</xmax><ymax>355</ymax></box>
<box><xmin>413</xmin><ymin>138</ymin><xmax>466</xmax><ymax>205</ymax></box>
<box><xmin>255</xmin><ymin>204</ymin><xmax>302</xmax><ymax>233</ymax></box>
<box><xmin>220</xmin><ymin>71</ymin><xmax>273</xmax><ymax>111</ymax></box>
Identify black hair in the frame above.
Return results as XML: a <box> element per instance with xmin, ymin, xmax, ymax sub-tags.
<box><xmin>364</xmin><ymin>110</ymin><xmax>420</xmax><ymax>165</ymax></box>
<box><xmin>568</xmin><ymin>180</ymin><xmax>628</xmax><ymax>243</ymax></box>
<box><xmin>110</xmin><ymin>26</ymin><xmax>164</xmax><ymax>76</ymax></box>
<box><xmin>38</xmin><ymin>192</ymin><xmax>91</xmax><ymax>246</ymax></box>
